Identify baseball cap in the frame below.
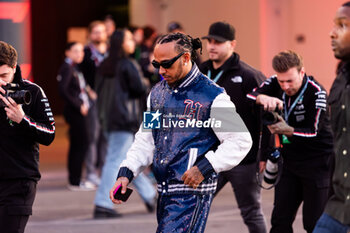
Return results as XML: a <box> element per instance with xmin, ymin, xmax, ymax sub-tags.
<box><xmin>202</xmin><ymin>21</ymin><xmax>235</xmax><ymax>42</ymax></box>
<box><xmin>168</xmin><ymin>22</ymin><xmax>183</xmax><ymax>33</ymax></box>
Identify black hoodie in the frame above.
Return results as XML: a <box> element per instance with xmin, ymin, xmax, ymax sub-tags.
<box><xmin>0</xmin><ymin>66</ymin><xmax>55</xmax><ymax>181</ymax></box>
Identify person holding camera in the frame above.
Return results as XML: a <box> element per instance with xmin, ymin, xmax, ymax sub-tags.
<box><xmin>0</xmin><ymin>41</ymin><xmax>55</xmax><ymax>233</ymax></box>
<box><xmin>247</xmin><ymin>50</ymin><xmax>334</xmax><ymax>233</ymax></box>
<box><xmin>109</xmin><ymin>33</ymin><xmax>252</xmax><ymax>233</ymax></box>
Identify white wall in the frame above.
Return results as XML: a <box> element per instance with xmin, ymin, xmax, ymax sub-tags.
<box><xmin>130</xmin><ymin>0</ymin><xmax>262</xmax><ymax>70</ymax></box>
<box><xmin>261</xmin><ymin>0</ymin><xmax>345</xmax><ymax>91</ymax></box>
<box><xmin>130</xmin><ymin>0</ymin><xmax>346</xmax><ymax>91</ymax></box>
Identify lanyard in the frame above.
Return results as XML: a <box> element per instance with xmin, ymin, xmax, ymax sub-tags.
<box><xmin>283</xmin><ymin>77</ymin><xmax>309</xmax><ymax>123</ymax></box>
<box><xmin>207</xmin><ymin>70</ymin><xmax>224</xmax><ymax>83</ymax></box>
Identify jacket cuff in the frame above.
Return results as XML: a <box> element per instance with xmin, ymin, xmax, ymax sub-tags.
<box><xmin>195</xmin><ymin>157</ymin><xmax>215</xmax><ymax>179</ymax></box>
<box><xmin>246</xmin><ymin>91</ymin><xmax>259</xmax><ymax>101</ymax></box>
<box><xmin>117</xmin><ymin>167</ymin><xmax>134</xmax><ymax>183</ymax></box>
<box><xmin>18</xmin><ymin>115</ymin><xmax>30</xmax><ymax>129</ymax></box>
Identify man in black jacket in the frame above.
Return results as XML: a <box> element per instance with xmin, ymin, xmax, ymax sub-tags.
<box><xmin>200</xmin><ymin>21</ymin><xmax>267</xmax><ymax>233</ymax></box>
<box><xmin>0</xmin><ymin>41</ymin><xmax>55</xmax><ymax>233</ymax></box>
<box><xmin>248</xmin><ymin>50</ymin><xmax>334</xmax><ymax>233</ymax></box>
<box><xmin>313</xmin><ymin>2</ymin><xmax>350</xmax><ymax>232</ymax></box>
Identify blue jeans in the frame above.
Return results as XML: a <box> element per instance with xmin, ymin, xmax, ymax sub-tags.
<box><xmin>313</xmin><ymin>213</ymin><xmax>350</xmax><ymax>233</ymax></box>
<box><xmin>94</xmin><ymin>131</ymin><xmax>156</xmax><ymax>209</ymax></box>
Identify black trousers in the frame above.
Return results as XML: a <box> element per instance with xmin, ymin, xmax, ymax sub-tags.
<box><xmin>0</xmin><ymin>179</ymin><xmax>36</xmax><ymax>233</ymax></box>
<box><xmin>64</xmin><ymin>108</ymin><xmax>91</xmax><ymax>185</ymax></box>
<box><xmin>215</xmin><ymin>163</ymin><xmax>267</xmax><ymax>233</ymax></box>
<box><xmin>270</xmin><ymin>167</ymin><xmax>330</xmax><ymax>233</ymax></box>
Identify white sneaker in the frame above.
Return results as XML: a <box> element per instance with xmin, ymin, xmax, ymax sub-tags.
<box><xmin>87</xmin><ymin>173</ymin><xmax>101</xmax><ymax>186</ymax></box>
<box><xmin>67</xmin><ymin>181</ymin><xmax>96</xmax><ymax>191</ymax></box>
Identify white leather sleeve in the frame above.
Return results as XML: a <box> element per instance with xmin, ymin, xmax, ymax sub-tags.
<box><xmin>205</xmin><ymin>92</ymin><xmax>253</xmax><ymax>172</ymax></box>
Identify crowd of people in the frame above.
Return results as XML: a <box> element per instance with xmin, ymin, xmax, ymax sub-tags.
<box><xmin>1</xmin><ymin>1</ymin><xmax>350</xmax><ymax>233</ymax></box>
<box><xmin>57</xmin><ymin>19</ymin><xmax>160</xmax><ymax>218</ymax></box>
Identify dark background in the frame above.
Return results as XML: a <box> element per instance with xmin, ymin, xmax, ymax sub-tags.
<box><xmin>31</xmin><ymin>0</ymin><xmax>129</xmax><ymax>114</ymax></box>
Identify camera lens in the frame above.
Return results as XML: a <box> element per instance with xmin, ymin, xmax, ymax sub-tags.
<box><xmin>23</xmin><ymin>91</ymin><xmax>31</xmax><ymax>105</ymax></box>
<box><xmin>263</xmin><ymin>149</ymin><xmax>280</xmax><ymax>184</ymax></box>
<box><xmin>8</xmin><ymin>90</ymin><xmax>32</xmax><ymax>105</ymax></box>
<box><xmin>262</xmin><ymin>111</ymin><xmax>279</xmax><ymax>125</ymax></box>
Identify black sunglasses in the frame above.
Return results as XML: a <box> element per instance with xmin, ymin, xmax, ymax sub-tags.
<box><xmin>151</xmin><ymin>52</ymin><xmax>185</xmax><ymax>69</ymax></box>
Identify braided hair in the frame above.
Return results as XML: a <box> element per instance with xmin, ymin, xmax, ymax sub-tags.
<box><xmin>156</xmin><ymin>33</ymin><xmax>202</xmax><ymax>61</ymax></box>
<box><xmin>343</xmin><ymin>1</ymin><xmax>350</xmax><ymax>7</ymax></box>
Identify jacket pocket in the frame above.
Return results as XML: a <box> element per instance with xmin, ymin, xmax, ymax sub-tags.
<box><xmin>188</xmin><ymin>195</ymin><xmax>202</xmax><ymax>232</ymax></box>
<box><xmin>187</xmin><ymin>148</ymin><xmax>198</xmax><ymax>171</ymax></box>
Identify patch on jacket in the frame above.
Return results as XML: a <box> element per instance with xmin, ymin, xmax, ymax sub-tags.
<box><xmin>231</xmin><ymin>76</ymin><xmax>243</xmax><ymax>83</ymax></box>
<box><xmin>296</xmin><ymin>115</ymin><xmax>305</xmax><ymax>122</ymax></box>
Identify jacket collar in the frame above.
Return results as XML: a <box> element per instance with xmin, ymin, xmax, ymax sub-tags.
<box><xmin>13</xmin><ymin>65</ymin><xmax>23</xmax><ymax>84</ymax></box>
<box><xmin>206</xmin><ymin>52</ymin><xmax>240</xmax><ymax>73</ymax></box>
<box><xmin>167</xmin><ymin>62</ymin><xmax>200</xmax><ymax>89</ymax></box>
<box><xmin>338</xmin><ymin>61</ymin><xmax>350</xmax><ymax>83</ymax></box>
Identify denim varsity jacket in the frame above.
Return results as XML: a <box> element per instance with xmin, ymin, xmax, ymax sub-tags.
<box><xmin>118</xmin><ymin>64</ymin><xmax>252</xmax><ymax>195</ymax></box>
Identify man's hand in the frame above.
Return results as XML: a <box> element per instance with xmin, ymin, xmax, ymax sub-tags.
<box><xmin>0</xmin><ymin>95</ymin><xmax>25</xmax><ymax>124</ymax></box>
<box><xmin>256</xmin><ymin>94</ymin><xmax>283</xmax><ymax>111</ymax></box>
<box><xmin>0</xmin><ymin>80</ymin><xmax>6</xmax><ymax>94</ymax></box>
<box><xmin>259</xmin><ymin>161</ymin><xmax>266</xmax><ymax>173</ymax></box>
<box><xmin>80</xmin><ymin>103</ymin><xmax>88</xmax><ymax>116</ymax></box>
<box><xmin>267</xmin><ymin>115</ymin><xmax>294</xmax><ymax>136</ymax></box>
<box><xmin>181</xmin><ymin>166</ymin><xmax>204</xmax><ymax>189</ymax></box>
<box><xmin>87</xmin><ymin>88</ymin><xmax>97</xmax><ymax>101</ymax></box>
<box><xmin>109</xmin><ymin>177</ymin><xmax>130</xmax><ymax>205</ymax></box>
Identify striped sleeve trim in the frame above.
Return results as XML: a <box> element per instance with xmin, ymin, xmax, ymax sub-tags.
<box><xmin>23</xmin><ymin>116</ymin><xmax>55</xmax><ymax>134</ymax></box>
<box><xmin>293</xmin><ymin>131</ymin><xmax>317</xmax><ymax>137</ymax></box>
<box><xmin>308</xmin><ymin>79</ymin><xmax>322</xmax><ymax>92</ymax></box>
<box><xmin>293</xmin><ymin>108</ymin><xmax>321</xmax><ymax>137</ymax></box>
<box><xmin>259</xmin><ymin>75</ymin><xmax>276</xmax><ymax>87</ymax></box>
<box><xmin>23</xmin><ymin>80</ymin><xmax>47</xmax><ymax>98</ymax></box>
<box><xmin>246</xmin><ymin>93</ymin><xmax>257</xmax><ymax>100</ymax></box>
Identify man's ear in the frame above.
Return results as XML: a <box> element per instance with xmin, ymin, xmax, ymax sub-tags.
<box><xmin>183</xmin><ymin>52</ymin><xmax>191</xmax><ymax>65</ymax></box>
<box><xmin>230</xmin><ymin>40</ymin><xmax>237</xmax><ymax>50</ymax></box>
<box><xmin>300</xmin><ymin>67</ymin><xmax>305</xmax><ymax>76</ymax></box>
<box><xmin>13</xmin><ymin>63</ymin><xmax>17</xmax><ymax>73</ymax></box>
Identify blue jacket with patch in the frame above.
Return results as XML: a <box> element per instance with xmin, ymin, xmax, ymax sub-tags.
<box><xmin>118</xmin><ymin>64</ymin><xmax>252</xmax><ymax>195</ymax></box>
<box><xmin>149</xmin><ymin>65</ymin><xmax>223</xmax><ymax>194</ymax></box>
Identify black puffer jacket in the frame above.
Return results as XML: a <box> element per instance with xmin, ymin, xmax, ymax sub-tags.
<box><xmin>96</xmin><ymin>58</ymin><xmax>146</xmax><ymax>133</ymax></box>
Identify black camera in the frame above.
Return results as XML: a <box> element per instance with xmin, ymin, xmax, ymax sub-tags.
<box><xmin>0</xmin><ymin>83</ymin><xmax>32</xmax><ymax>107</ymax></box>
<box><xmin>263</xmin><ymin>149</ymin><xmax>281</xmax><ymax>184</ymax></box>
<box><xmin>262</xmin><ymin>109</ymin><xmax>282</xmax><ymax>125</ymax></box>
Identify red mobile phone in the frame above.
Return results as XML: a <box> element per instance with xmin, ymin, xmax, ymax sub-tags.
<box><xmin>113</xmin><ymin>184</ymin><xmax>133</xmax><ymax>202</ymax></box>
